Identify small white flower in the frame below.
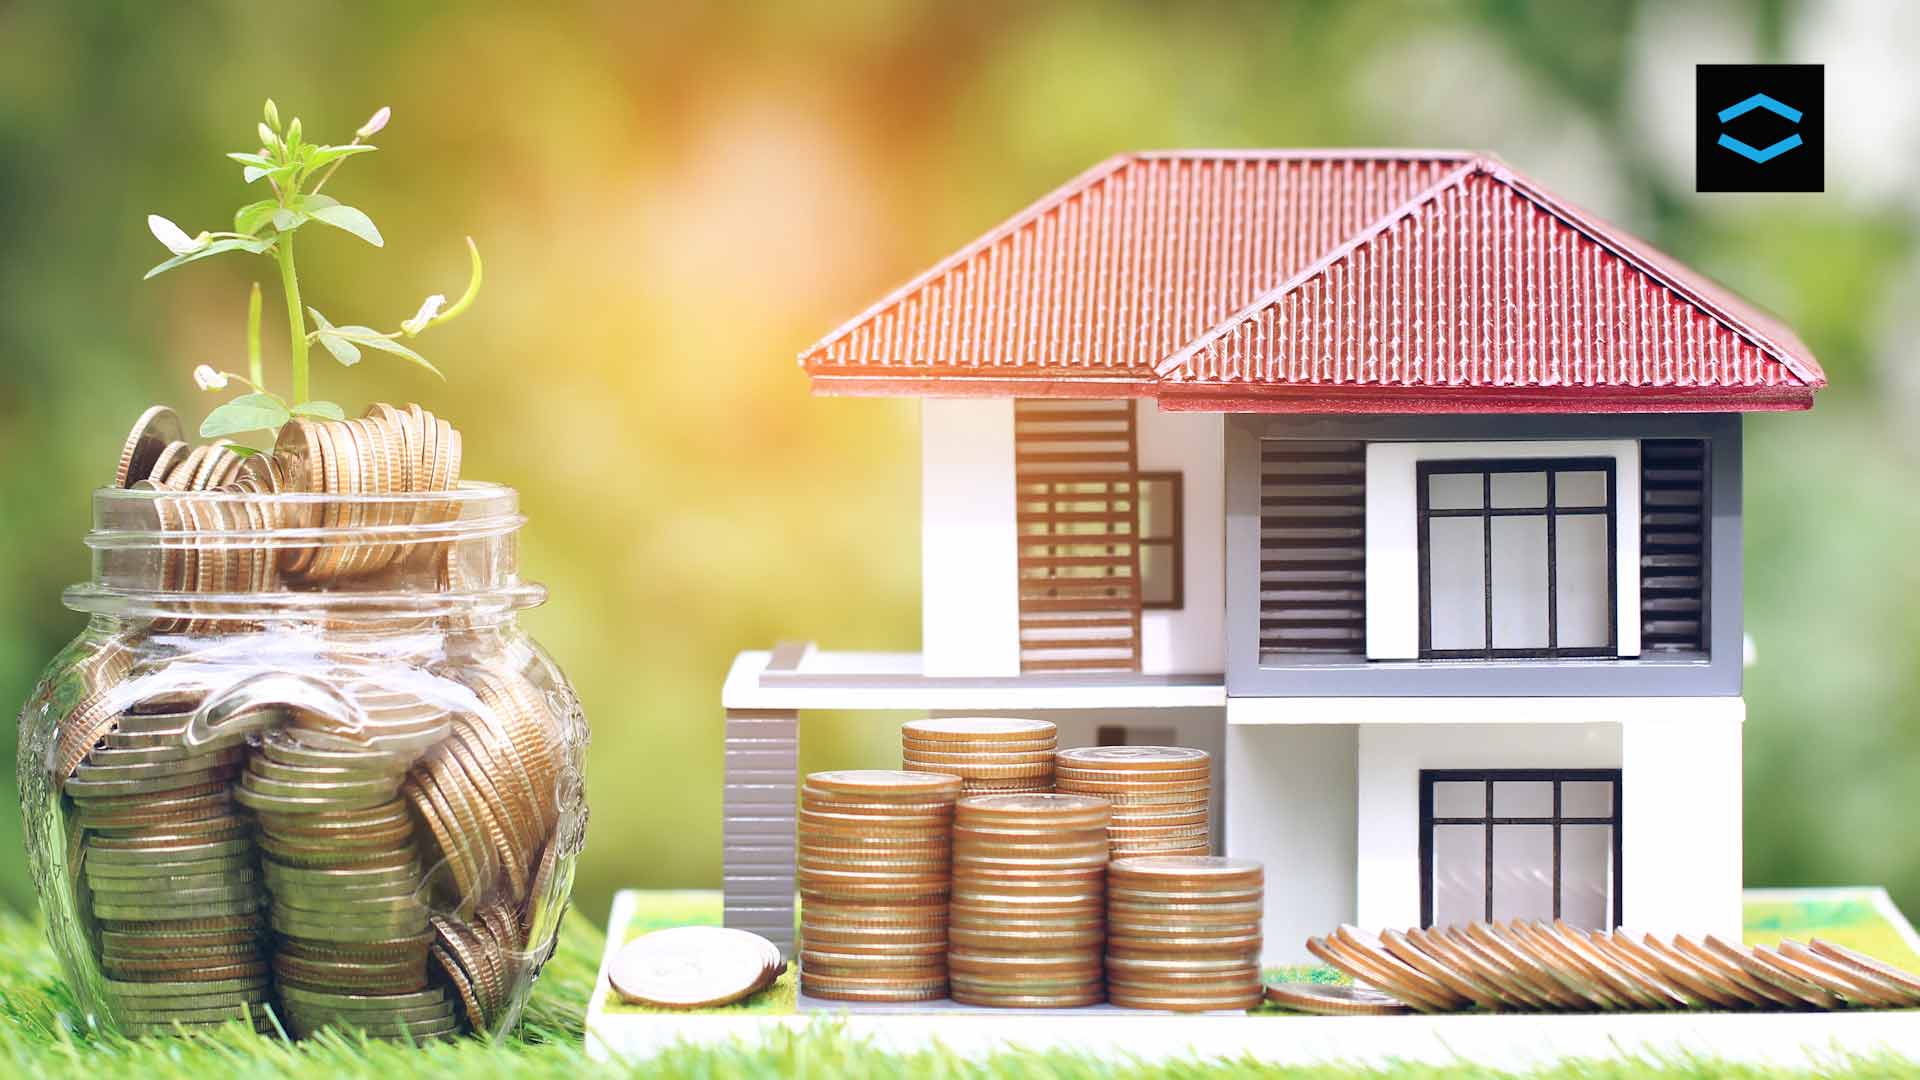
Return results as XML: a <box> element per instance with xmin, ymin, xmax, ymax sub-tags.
<box><xmin>148</xmin><ymin>214</ymin><xmax>209</xmax><ymax>256</ymax></box>
<box><xmin>401</xmin><ymin>294</ymin><xmax>445</xmax><ymax>336</ymax></box>
<box><xmin>193</xmin><ymin>365</ymin><xmax>229</xmax><ymax>391</ymax></box>
<box><xmin>357</xmin><ymin>106</ymin><xmax>391</xmax><ymax>139</ymax></box>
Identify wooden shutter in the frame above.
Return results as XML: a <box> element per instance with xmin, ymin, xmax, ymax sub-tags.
<box><xmin>1640</xmin><ymin>439</ymin><xmax>1709</xmax><ymax>652</ymax></box>
<box><xmin>1259</xmin><ymin>440</ymin><xmax>1366</xmax><ymax>655</ymax></box>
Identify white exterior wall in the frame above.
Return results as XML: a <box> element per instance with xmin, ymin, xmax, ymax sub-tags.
<box><xmin>1223</xmin><ymin>698</ymin><xmax>1745</xmax><ymax>965</ymax></box>
<box><xmin>1226</xmin><ymin>724</ymin><xmax>1357</xmax><ymax>964</ymax></box>
<box><xmin>1136</xmin><ymin>407</ymin><xmax>1225</xmax><ymax>675</ymax></box>
<box><xmin>921</xmin><ymin>398</ymin><xmax>1019</xmax><ymax>676</ymax></box>
<box><xmin>1364</xmin><ymin>440</ymin><xmax>1642</xmax><ymax>660</ymax></box>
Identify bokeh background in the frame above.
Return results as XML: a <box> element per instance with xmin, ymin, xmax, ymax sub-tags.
<box><xmin>0</xmin><ymin>0</ymin><xmax>1915</xmax><ymax>927</ymax></box>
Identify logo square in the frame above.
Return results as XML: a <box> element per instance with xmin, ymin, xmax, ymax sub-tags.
<box><xmin>1696</xmin><ymin>64</ymin><xmax>1824</xmax><ymax>193</ymax></box>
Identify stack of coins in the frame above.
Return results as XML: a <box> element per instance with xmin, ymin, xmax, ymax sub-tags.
<box><xmin>901</xmin><ymin>718</ymin><xmax>1057</xmax><ymax>796</ymax></box>
<box><xmin>1106</xmin><ymin>856</ymin><xmax>1265</xmax><ymax>1011</ymax></box>
<box><xmin>948</xmin><ymin>794</ymin><xmax>1110</xmax><ymax>1008</ymax></box>
<box><xmin>1054</xmin><ymin>747</ymin><xmax>1212</xmax><ymax>857</ymax></box>
<box><xmin>797</xmin><ymin>770</ymin><xmax>961</xmax><ymax>1002</ymax></box>
<box><xmin>65</xmin><ymin>691</ymin><xmax>276</xmax><ymax>1035</ymax></box>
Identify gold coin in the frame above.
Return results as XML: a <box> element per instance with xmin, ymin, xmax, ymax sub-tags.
<box><xmin>1056</xmin><ymin>746</ymin><xmax>1209</xmax><ymax>770</ymax></box>
<box><xmin>805</xmin><ymin>769</ymin><xmax>962</xmax><ymax>798</ymax></box>
<box><xmin>902</xmin><ymin>717</ymin><xmax>1056</xmax><ymax>742</ymax></box>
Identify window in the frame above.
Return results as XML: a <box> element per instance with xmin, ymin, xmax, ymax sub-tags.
<box><xmin>1419</xmin><ymin>769</ymin><xmax>1622</xmax><ymax>930</ymax></box>
<box><xmin>1417</xmin><ymin>459</ymin><xmax>1616</xmax><ymax>659</ymax></box>
<box><xmin>1138</xmin><ymin>472</ymin><xmax>1183</xmax><ymax>610</ymax></box>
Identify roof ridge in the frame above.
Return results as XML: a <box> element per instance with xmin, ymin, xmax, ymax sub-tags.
<box><xmin>796</xmin><ymin>152</ymin><xmax>1139</xmax><ymax>368</ymax></box>
<box><xmin>1129</xmin><ymin>148</ymin><xmax>1478</xmax><ymax>163</ymax></box>
<box><xmin>1154</xmin><ymin>157</ymin><xmax>1488</xmax><ymax>378</ymax></box>
<box><xmin>1157</xmin><ymin>156</ymin><xmax>1823</xmax><ymax>389</ymax></box>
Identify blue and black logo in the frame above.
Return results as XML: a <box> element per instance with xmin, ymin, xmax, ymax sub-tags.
<box><xmin>1696</xmin><ymin>64</ymin><xmax>1823</xmax><ymax>193</ymax></box>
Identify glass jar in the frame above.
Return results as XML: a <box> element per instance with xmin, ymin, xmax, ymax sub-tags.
<box><xmin>16</xmin><ymin>481</ymin><xmax>587</xmax><ymax>1040</ymax></box>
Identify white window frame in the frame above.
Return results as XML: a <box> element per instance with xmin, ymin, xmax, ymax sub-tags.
<box><xmin>1365</xmin><ymin>440</ymin><xmax>1641</xmax><ymax>660</ymax></box>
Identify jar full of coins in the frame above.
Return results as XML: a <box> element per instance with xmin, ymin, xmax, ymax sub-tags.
<box><xmin>16</xmin><ymin>409</ymin><xmax>588</xmax><ymax>1041</ymax></box>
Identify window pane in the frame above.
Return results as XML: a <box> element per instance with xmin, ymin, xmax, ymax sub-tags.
<box><xmin>1490</xmin><ymin>516</ymin><xmax>1549</xmax><ymax>649</ymax></box>
<box><xmin>1428</xmin><ymin>472</ymin><xmax>1482</xmax><ymax>510</ymax></box>
<box><xmin>1431</xmin><ymin>825</ymin><xmax>1486</xmax><ymax>928</ymax></box>
<box><xmin>1433</xmin><ymin>781</ymin><xmax>1485</xmax><ymax>818</ymax></box>
<box><xmin>1490</xmin><ymin>825</ymin><xmax>1556</xmax><ymax>923</ymax></box>
<box><xmin>1493</xmin><ymin>780</ymin><xmax>1553</xmax><ymax>818</ymax></box>
<box><xmin>1427</xmin><ymin>517</ymin><xmax>1486</xmax><ymax>650</ymax></box>
<box><xmin>1557</xmin><ymin>470</ymin><xmax>1609</xmax><ymax>508</ymax></box>
<box><xmin>1138</xmin><ymin>478</ymin><xmax>1175</xmax><ymax>540</ymax></box>
<box><xmin>1140</xmin><ymin>544</ymin><xmax>1176</xmax><ymax>607</ymax></box>
<box><xmin>1562</xmin><ymin>781</ymin><xmax>1614</xmax><ymax>818</ymax></box>
<box><xmin>1491</xmin><ymin>471</ymin><xmax>1547</xmax><ymax>509</ymax></box>
<box><xmin>1561</xmin><ymin>825</ymin><xmax>1614</xmax><ymax>929</ymax></box>
<box><xmin>1556</xmin><ymin>514</ymin><xmax>1611</xmax><ymax>649</ymax></box>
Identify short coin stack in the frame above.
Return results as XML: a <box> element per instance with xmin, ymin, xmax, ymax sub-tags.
<box><xmin>67</xmin><ymin>692</ymin><xmax>274</xmax><ymax>1035</ymax></box>
<box><xmin>1054</xmin><ymin>746</ymin><xmax>1212</xmax><ymax>857</ymax></box>
<box><xmin>901</xmin><ymin>718</ymin><xmax>1057</xmax><ymax>796</ymax></box>
<box><xmin>608</xmin><ymin>926</ymin><xmax>786</xmax><ymax>1009</ymax></box>
<box><xmin>948</xmin><ymin>794</ymin><xmax>1110</xmax><ymax>1008</ymax></box>
<box><xmin>798</xmin><ymin>770</ymin><xmax>961</xmax><ymax>1002</ymax></box>
<box><xmin>1298</xmin><ymin>921</ymin><xmax>1920</xmax><ymax>1014</ymax></box>
<box><xmin>1106</xmin><ymin>856</ymin><xmax>1265</xmax><ymax>1011</ymax></box>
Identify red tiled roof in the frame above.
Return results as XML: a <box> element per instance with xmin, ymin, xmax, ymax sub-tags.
<box><xmin>801</xmin><ymin>151</ymin><xmax>1825</xmax><ymax>412</ymax></box>
<box><xmin>801</xmin><ymin>151</ymin><xmax>1472</xmax><ymax>394</ymax></box>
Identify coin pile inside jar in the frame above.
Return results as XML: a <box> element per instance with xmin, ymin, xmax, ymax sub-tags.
<box><xmin>901</xmin><ymin>718</ymin><xmax>1057</xmax><ymax>796</ymax></box>
<box><xmin>1054</xmin><ymin>746</ymin><xmax>1212</xmax><ymax>857</ymax></box>
<box><xmin>948</xmin><ymin>794</ymin><xmax>1110</xmax><ymax>1008</ymax></box>
<box><xmin>1106</xmin><ymin>856</ymin><xmax>1265</xmax><ymax>1012</ymax></box>
<box><xmin>44</xmin><ymin>405</ymin><xmax>573</xmax><ymax>1041</ymax></box>
<box><xmin>797</xmin><ymin>770</ymin><xmax>961</xmax><ymax>1003</ymax></box>
<box><xmin>66</xmin><ymin>689</ymin><xmax>276</xmax><ymax>1035</ymax></box>
<box><xmin>1297</xmin><ymin>922</ymin><xmax>1920</xmax><ymax>1014</ymax></box>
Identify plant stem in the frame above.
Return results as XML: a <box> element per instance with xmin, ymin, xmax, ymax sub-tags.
<box><xmin>274</xmin><ymin>234</ymin><xmax>308</xmax><ymax>403</ymax></box>
<box><xmin>246</xmin><ymin>283</ymin><xmax>264</xmax><ymax>389</ymax></box>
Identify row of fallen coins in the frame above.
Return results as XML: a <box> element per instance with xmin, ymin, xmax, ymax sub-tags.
<box><xmin>114</xmin><ymin>402</ymin><xmax>463</xmax><ymax>592</ymax></box>
<box><xmin>608</xmin><ymin>926</ymin><xmax>787</xmax><ymax>1009</ymax></box>
<box><xmin>949</xmin><ymin>794</ymin><xmax>1110</xmax><ymax>1008</ymax></box>
<box><xmin>1054</xmin><ymin>746</ymin><xmax>1211</xmax><ymax>858</ymax></box>
<box><xmin>426</xmin><ymin>903</ymin><xmax>523</xmax><ymax>1035</ymax></box>
<box><xmin>67</xmin><ymin>692</ymin><xmax>277</xmax><ymax>1033</ymax></box>
<box><xmin>797</xmin><ymin>770</ymin><xmax>961</xmax><ymax>1003</ymax></box>
<box><xmin>901</xmin><ymin>718</ymin><xmax>1057</xmax><ymax>796</ymax></box>
<box><xmin>1302</xmin><ymin>922</ymin><xmax>1920</xmax><ymax>1014</ymax></box>
<box><xmin>1107</xmin><ymin>856</ymin><xmax>1265</xmax><ymax>1012</ymax></box>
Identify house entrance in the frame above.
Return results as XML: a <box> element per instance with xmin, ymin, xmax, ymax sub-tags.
<box><xmin>1418</xmin><ymin>769</ymin><xmax>1622</xmax><ymax>930</ymax></box>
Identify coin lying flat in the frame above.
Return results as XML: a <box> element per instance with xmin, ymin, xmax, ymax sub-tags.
<box><xmin>610</xmin><ymin>927</ymin><xmax>780</xmax><ymax>1009</ymax></box>
<box><xmin>1265</xmin><ymin>981</ymin><xmax>1411</xmax><ymax>1016</ymax></box>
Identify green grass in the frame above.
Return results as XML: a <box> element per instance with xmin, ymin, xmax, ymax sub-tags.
<box><xmin>0</xmin><ymin>897</ymin><xmax>1914</xmax><ymax>1079</ymax></box>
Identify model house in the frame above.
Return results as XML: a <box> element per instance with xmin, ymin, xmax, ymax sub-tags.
<box><xmin>720</xmin><ymin>150</ymin><xmax>1825</xmax><ymax>965</ymax></box>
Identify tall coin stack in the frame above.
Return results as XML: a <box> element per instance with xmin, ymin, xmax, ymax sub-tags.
<box><xmin>1106</xmin><ymin>856</ymin><xmax>1265</xmax><ymax>1012</ymax></box>
<box><xmin>1054</xmin><ymin>746</ymin><xmax>1212</xmax><ymax>857</ymax></box>
<box><xmin>67</xmin><ymin>691</ymin><xmax>274</xmax><ymax>1035</ymax></box>
<box><xmin>900</xmin><ymin>718</ymin><xmax>1057</xmax><ymax>795</ymax></box>
<box><xmin>236</xmin><ymin>676</ymin><xmax>451</xmax><ymax>1040</ymax></box>
<box><xmin>948</xmin><ymin>794</ymin><xmax>1111</xmax><ymax>1008</ymax></box>
<box><xmin>798</xmin><ymin>770</ymin><xmax>961</xmax><ymax>1002</ymax></box>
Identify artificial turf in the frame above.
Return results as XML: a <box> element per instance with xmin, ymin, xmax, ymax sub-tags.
<box><xmin>0</xmin><ymin>896</ymin><xmax>1913</xmax><ymax>1078</ymax></box>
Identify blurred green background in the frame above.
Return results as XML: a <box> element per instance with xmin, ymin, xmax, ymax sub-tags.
<box><xmin>0</xmin><ymin>1</ymin><xmax>1914</xmax><ymax>929</ymax></box>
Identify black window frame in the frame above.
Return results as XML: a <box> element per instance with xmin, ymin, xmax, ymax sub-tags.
<box><xmin>1137</xmin><ymin>471</ymin><xmax>1184</xmax><ymax>611</ymax></box>
<box><xmin>1418</xmin><ymin>767</ymin><xmax>1624</xmax><ymax>929</ymax></box>
<box><xmin>1416</xmin><ymin>458</ymin><xmax>1618</xmax><ymax>660</ymax></box>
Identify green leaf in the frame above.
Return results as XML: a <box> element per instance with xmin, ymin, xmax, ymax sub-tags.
<box><xmin>335</xmin><ymin>326</ymin><xmax>441</xmax><ymax>377</ymax></box>
<box><xmin>297</xmin><ymin>193</ymin><xmax>338</xmax><ymax>211</ymax></box>
<box><xmin>290</xmin><ymin>400</ymin><xmax>346</xmax><ymax>420</ymax></box>
<box><xmin>198</xmin><ymin>393</ymin><xmax>290</xmax><ymax>438</ymax></box>
<box><xmin>315</xmin><ymin>332</ymin><xmax>361</xmax><ymax>367</ymax></box>
<box><xmin>306</xmin><ymin>144</ymin><xmax>377</xmax><ymax>168</ymax></box>
<box><xmin>271</xmin><ymin>208</ymin><xmax>306</xmax><ymax>232</ymax></box>
<box><xmin>226</xmin><ymin>152</ymin><xmax>274</xmax><ymax>168</ymax></box>
<box><xmin>234</xmin><ymin>199</ymin><xmax>278</xmax><ymax>235</ymax></box>
<box><xmin>225</xmin><ymin>444</ymin><xmax>264</xmax><ymax>458</ymax></box>
<box><xmin>308</xmin><ymin>204</ymin><xmax>383</xmax><ymax>247</ymax></box>
<box><xmin>242</xmin><ymin>166</ymin><xmax>271</xmax><ymax>184</ymax></box>
<box><xmin>144</xmin><ymin>237</ymin><xmax>272</xmax><ymax>280</ymax></box>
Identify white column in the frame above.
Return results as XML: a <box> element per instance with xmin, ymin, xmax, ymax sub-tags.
<box><xmin>1225</xmin><ymin>723</ymin><xmax>1357</xmax><ymax>965</ymax></box>
<box><xmin>921</xmin><ymin>398</ymin><xmax>1020</xmax><ymax>676</ymax></box>
<box><xmin>1620</xmin><ymin>698</ymin><xmax>1744</xmax><ymax>937</ymax></box>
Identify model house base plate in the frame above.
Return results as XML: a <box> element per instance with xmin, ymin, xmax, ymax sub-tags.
<box><xmin>584</xmin><ymin>887</ymin><xmax>1920</xmax><ymax>1068</ymax></box>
